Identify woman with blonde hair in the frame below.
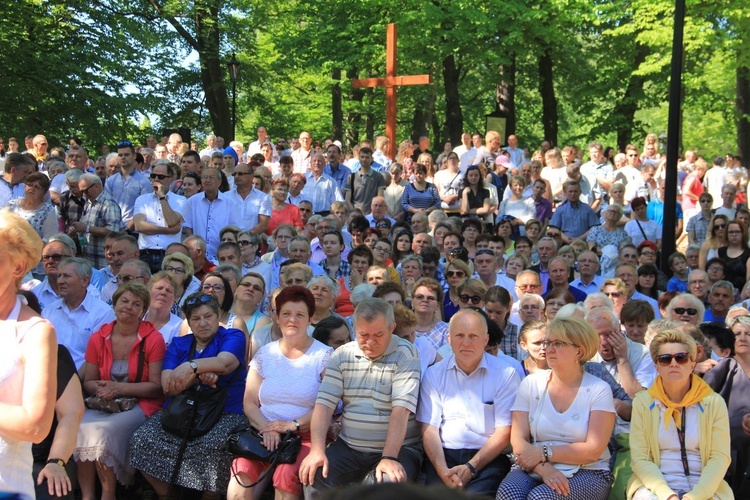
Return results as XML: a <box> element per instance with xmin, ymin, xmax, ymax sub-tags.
<box><xmin>496</xmin><ymin>317</ymin><xmax>616</xmax><ymax>499</ymax></box>
<box><xmin>630</xmin><ymin>329</ymin><xmax>731</xmax><ymax>500</ymax></box>
<box><xmin>601</xmin><ymin>278</ymin><xmax>628</xmax><ymax>316</ymax></box>
<box><xmin>698</xmin><ymin>214</ymin><xmax>729</xmax><ymax>269</ymax></box>
<box><xmin>0</xmin><ymin>210</ymin><xmax>57</xmax><ymax>499</ymax></box>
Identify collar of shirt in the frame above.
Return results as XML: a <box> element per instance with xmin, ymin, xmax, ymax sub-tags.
<box><xmin>353</xmin><ymin>333</ymin><xmax>400</xmax><ymax>361</ymax></box>
<box><xmin>447</xmin><ymin>352</ymin><xmax>489</xmax><ymax>376</ymax></box>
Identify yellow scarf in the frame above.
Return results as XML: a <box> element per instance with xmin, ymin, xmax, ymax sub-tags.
<box><xmin>647</xmin><ymin>373</ymin><xmax>714</xmax><ymax>429</ymax></box>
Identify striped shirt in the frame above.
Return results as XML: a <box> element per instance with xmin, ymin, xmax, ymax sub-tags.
<box><xmin>316</xmin><ymin>335</ymin><xmax>421</xmax><ymax>453</ymax></box>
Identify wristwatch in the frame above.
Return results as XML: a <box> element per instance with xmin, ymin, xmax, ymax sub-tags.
<box><xmin>465</xmin><ymin>462</ymin><xmax>478</xmax><ymax>478</ymax></box>
<box><xmin>293</xmin><ymin>419</ymin><xmax>300</xmax><ymax>432</ymax></box>
<box><xmin>47</xmin><ymin>458</ymin><xmax>66</xmax><ymax>467</ymax></box>
<box><xmin>189</xmin><ymin>361</ymin><xmax>199</xmax><ymax>374</ymax></box>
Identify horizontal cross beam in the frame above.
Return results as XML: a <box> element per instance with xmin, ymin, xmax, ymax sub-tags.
<box><xmin>352</xmin><ymin>75</ymin><xmax>432</xmax><ymax>89</ymax></box>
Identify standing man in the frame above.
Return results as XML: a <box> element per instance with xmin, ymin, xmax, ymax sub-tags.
<box><xmin>418</xmin><ymin>309</ymin><xmax>519</xmax><ymax>496</ymax></box>
<box><xmin>345</xmin><ymin>147</ymin><xmax>386</xmax><ymax>215</ymax></box>
<box><xmin>704</xmin><ymin>156</ymin><xmax>728</xmax><ymax>209</ymax></box>
<box><xmin>49</xmin><ymin>145</ymin><xmax>92</xmax><ymax>204</ymax></box>
<box><xmin>73</xmin><ymin>174</ymin><xmax>124</xmax><ymax>269</ymax></box>
<box><xmin>531</xmin><ymin>179</ymin><xmax>553</xmax><ymax>228</ymax></box>
<box><xmin>183</xmin><ymin>167</ymin><xmax>240</xmax><ymax>263</ymax></box>
<box><xmin>301</xmin><ymin>153</ymin><xmax>344</xmax><ymax>216</ymax></box>
<box><xmin>0</xmin><ymin>152</ymin><xmax>35</xmax><ymax>207</ymax></box>
<box><xmin>580</xmin><ymin>142</ymin><xmax>614</xmax><ymax>209</ymax></box>
<box><xmin>505</xmin><ymin>134</ymin><xmax>525</xmax><ymax>169</ymax></box>
<box><xmin>105</xmin><ymin>140</ymin><xmax>152</xmax><ymax>231</ymax></box>
<box><xmin>247</xmin><ymin>126</ymin><xmax>274</xmax><ymax>156</ymax></box>
<box><xmin>452</xmin><ymin>133</ymin><xmax>472</xmax><ymax>159</ymax></box>
<box><xmin>323</xmin><ymin>144</ymin><xmax>351</xmax><ymax>195</ymax></box>
<box><xmin>292</xmin><ymin>131</ymin><xmax>313</xmax><ymax>173</ymax></box>
<box><xmin>199</xmin><ymin>134</ymin><xmax>220</xmax><ymax>157</ymax></box>
<box><xmin>548</xmin><ymin>180</ymin><xmax>600</xmax><ymax>243</ymax></box>
<box><xmin>224</xmin><ymin>163</ymin><xmax>271</xmax><ymax>235</ymax></box>
<box><xmin>133</xmin><ymin>162</ymin><xmax>187</xmax><ymax>273</ymax></box>
<box><xmin>300</xmin><ymin>298</ymin><xmax>423</xmax><ymax>491</ymax></box>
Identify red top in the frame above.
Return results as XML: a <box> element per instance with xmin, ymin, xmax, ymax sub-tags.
<box><xmin>334</xmin><ymin>277</ymin><xmax>355</xmax><ymax>317</ymax></box>
<box><xmin>681</xmin><ymin>173</ymin><xmax>704</xmax><ymax>211</ymax></box>
<box><xmin>267</xmin><ymin>203</ymin><xmax>305</xmax><ymax>236</ymax></box>
<box><xmin>85</xmin><ymin>321</ymin><xmax>167</xmax><ymax>417</ymax></box>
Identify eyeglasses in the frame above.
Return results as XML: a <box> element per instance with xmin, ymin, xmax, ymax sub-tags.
<box><xmin>656</xmin><ymin>352</ymin><xmax>692</xmax><ymax>366</ymax></box>
<box><xmin>185</xmin><ymin>294</ymin><xmax>213</xmax><ymax>307</ymax></box>
<box><xmin>640</xmin><ymin>251</ymin><xmax>656</xmax><ymax>257</ymax></box>
<box><xmin>728</xmin><ymin>230</ymin><xmax>742</xmax><ymax>235</ymax></box>
<box><xmin>604</xmin><ymin>291</ymin><xmax>623</xmax><ymax>298</ymax></box>
<box><xmin>521</xmin><ymin>304</ymin><xmax>540</xmax><ymax>311</ymax></box>
<box><xmin>413</xmin><ymin>294</ymin><xmax>438</xmax><ymax>302</ymax></box>
<box><xmin>546</xmin><ymin>233</ymin><xmax>561</xmax><ymax>238</ymax></box>
<box><xmin>373</xmin><ymin>246</ymin><xmax>390</xmax><ymax>253</ymax></box>
<box><xmin>707</xmin><ymin>266</ymin><xmax>724</xmax><ymax>272</ymax></box>
<box><xmin>116</xmin><ymin>140</ymin><xmax>133</xmax><ymax>148</ymax></box>
<box><xmin>79</xmin><ymin>184</ymin><xmax>93</xmax><ymax>193</ymax></box>
<box><xmin>673</xmin><ymin>307</ymin><xmax>698</xmax><ymax>316</ymax></box>
<box><xmin>457</xmin><ymin>294</ymin><xmax>481</xmax><ymax>305</ymax></box>
<box><xmin>232</xmin><ymin>171</ymin><xmax>252</xmax><ymax>177</ymax></box>
<box><xmin>238</xmin><ymin>239</ymin><xmax>253</xmax><ymax>246</ymax></box>
<box><xmin>516</xmin><ymin>284</ymin><xmax>541</xmax><ymax>291</ymax></box>
<box><xmin>541</xmin><ymin>340</ymin><xmax>576</xmax><ymax>350</ymax></box>
<box><xmin>201</xmin><ymin>283</ymin><xmax>225</xmax><ymax>292</ymax></box>
<box><xmin>42</xmin><ymin>254</ymin><xmax>66</xmax><ymax>262</ymax></box>
<box><xmin>699</xmin><ymin>199</ymin><xmax>713</xmax><ymax>203</ymax></box>
<box><xmin>116</xmin><ymin>274</ymin><xmax>146</xmax><ymax>283</ymax></box>
<box><xmin>446</xmin><ymin>270</ymin><xmax>466</xmax><ymax>278</ymax></box>
<box><xmin>714</xmin><ymin>224</ymin><xmax>727</xmax><ymax>230</ymax></box>
<box><xmin>475</xmin><ymin>249</ymin><xmax>496</xmax><ymax>257</ymax></box>
<box><xmin>150</xmin><ymin>173</ymin><xmax>170</xmax><ymax>180</ymax></box>
<box><xmin>164</xmin><ymin>265</ymin><xmax>186</xmax><ymax>275</ymax></box>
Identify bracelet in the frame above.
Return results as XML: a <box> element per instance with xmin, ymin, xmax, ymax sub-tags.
<box><xmin>540</xmin><ymin>445</ymin><xmax>548</xmax><ymax>463</ymax></box>
<box><xmin>292</xmin><ymin>419</ymin><xmax>300</xmax><ymax>432</ymax></box>
<box><xmin>380</xmin><ymin>455</ymin><xmax>400</xmax><ymax>463</ymax></box>
<box><xmin>465</xmin><ymin>462</ymin><xmax>478</xmax><ymax>478</ymax></box>
<box><xmin>47</xmin><ymin>458</ymin><xmax>66</xmax><ymax>467</ymax></box>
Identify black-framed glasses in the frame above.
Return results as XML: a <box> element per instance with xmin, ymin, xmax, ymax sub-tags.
<box><xmin>79</xmin><ymin>184</ymin><xmax>93</xmax><ymax>194</ymax></box>
<box><xmin>238</xmin><ymin>239</ymin><xmax>253</xmax><ymax>246</ymax></box>
<box><xmin>116</xmin><ymin>140</ymin><xmax>132</xmax><ymax>148</ymax></box>
<box><xmin>42</xmin><ymin>254</ymin><xmax>65</xmax><ymax>262</ymax></box>
<box><xmin>475</xmin><ymin>249</ymin><xmax>496</xmax><ymax>257</ymax></box>
<box><xmin>163</xmin><ymin>265</ymin><xmax>186</xmax><ymax>275</ymax></box>
<box><xmin>446</xmin><ymin>270</ymin><xmax>466</xmax><ymax>278</ymax></box>
<box><xmin>656</xmin><ymin>352</ymin><xmax>691</xmax><ymax>366</ymax></box>
<box><xmin>201</xmin><ymin>283</ymin><xmax>225</xmax><ymax>292</ymax></box>
<box><xmin>150</xmin><ymin>173</ymin><xmax>170</xmax><ymax>180</ymax></box>
<box><xmin>673</xmin><ymin>307</ymin><xmax>698</xmax><ymax>316</ymax></box>
<box><xmin>459</xmin><ymin>294</ymin><xmax>483</xmax><ymax>305</ymax></box>
<box><xmin>117</xmin><ymin>274</ymin><xmax>146</xmax><ymax>283</ymax></box>
<box><xmin>185</xmin><ymin>294</ymin><xmax>213</xmax><ymax>307</ymax></box>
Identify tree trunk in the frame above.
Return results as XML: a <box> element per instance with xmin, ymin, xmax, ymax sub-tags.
<box><xmin>738</xmin><ymin>64</ymin><xmax>750</xmax><ymax>160</ymax></box>
<box><xmin>538</xmin><ymin>50</ymin><xmax>558</xmax><ymax>147</ymax></box>
<box><xmin>194</xmin><ymin>2</ymin><xmax>232</xmax><ymax>141</ymax></box>
<box><xmin>332</xmin><ymin>67</ymin><xmax>343</xmax><ymax>141</ymax></box>
<box><xmin>497</xmin><ymin>56</ymin><xmax>516</xmax><ymax>137</ymax></box>
<box><xmin>614</xmin><ymin>44</ymin><xmax>649</xmax><ymax>151</ymax></box>
<box><xmin>442</xmin><ymin>54</ymin><xmax>463</xmax><ymax>145</ymax></box>
<box><xmin>345</xmin><ymin>67</ymin><xmax>363</xmax><ymax>148</ymax></box>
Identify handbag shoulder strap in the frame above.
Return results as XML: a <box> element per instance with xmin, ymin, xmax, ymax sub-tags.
<box><xmin>134</xmin><ymin>338</ymin><xmax>146</xmax><ymax>383</ymax></box>
<box><xmin>531</xmin><ymin>373</ymin><xmax>551</xmax><ymax>444</ymax></box>
<box><xmin>188</xmin><ymin>335</ymin><xmax>242</xmax><ymax>387</ymax></box>
<box><xmin>635</xmin><ymin>219</ymin><xmax>648</xmax><ymax>241</ymax></box>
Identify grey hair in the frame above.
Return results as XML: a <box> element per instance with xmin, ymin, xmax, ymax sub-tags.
<box><xmin>538</xmin><ymin>236</ymin><xmax>558</xmax><ymax>251</ymax></box>
<box><xmin>215</xmin><ymin>264</ymin><xmax>241</xmax><ymax>284</ymax></box>
<box><xmin>319</xmin><ymin>217</ymin><xmax>339</xmax><ymax>230</ymax></box>
<box><xmin>80</xmin><ymin>173</ymin><xmax>102</xmax><ymax>187</ymax></box>
<box><xmin>585</xmin><ymin>306</ymin><xmax>620</xmax><ymax>330</ymax></box>
<box><xmin>65</xmin><ymin>169</ymin><xmax>84</xmax><ymax>183</ymax></box>
<box><xmin>644</xmin><ymin>318</ymin><xmax>681</xmax><ymax>346</ymax></box>
<box><xmin>583</xmin><ymin>292</ymin><xmax>614</xmax><ymax>312</ymax></box>
<box><xmin>686</xmin><ymin>243</ymin><xmax>701</xmax><ymax>254</ymax></box>
<box><xmin>555</xmin><ymin>303</ymin><xmax>586</xmax><ymax>319</ymax></box>
<box><xmin>59</xmin><ymin>257</ymin><xmax>92</xmax><ymax>279</ymax></box>
<box><xmin>308</xmin><ymin>275</ymin><xmax>340</xmax><ymax>301</ymax></box>
<box><xmin>401</xmin><ymin>254</ymin><xmax>423</xmax><ymax>270</ymax></box>
<box><xmin>353</xmin><ymin>297</ymin><xmax>395</xmax><ymax>329</ymax></box>
<box><xmin>47</xmin><ymin>233</ymin><xmax>77</xmax><ymax>255</ymax></box>
<box><xmin>184</xmin><ymin>234</ymin><xmax>207</xmax><ymax>252</ymax></box>
<box><xmin>238</xmin><ymin>230</ymin><xmax>262</xmax><ymax>247</ymax></box>
<box><xmin>428</xmin><ymin>210</ymin><xmax>447</xmax><ymax>224</ymax></box>
<box><xmin>710</xmin><ymin>280</ymin><xmax>735</xmax><ymax>296</ymax></box>
<box><xmin>519</xmin><ymin>293</ymin><xmax>544</xmax><ymax>309</ymax></box>
<box><xmin>121</xmin><ymin>259</ymin><xmax>151</xmax><ymax>278</ymax></box>
<box><xmin>666</xmin><ymin>293</ymin><xmax>706</xmax><ymax>320</ymax></box>
<box><xmin>350</xmin><ymin>283</ymin><xmax>376</xmax><ymax>305</ymax></box>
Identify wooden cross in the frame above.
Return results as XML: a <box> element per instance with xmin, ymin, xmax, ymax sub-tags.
<box><xmin>352</xmin><ymin>24</ymin><xmax>432</xmax><ymax>160</ymax></box>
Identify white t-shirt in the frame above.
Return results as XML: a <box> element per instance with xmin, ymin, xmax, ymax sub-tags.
<box><xmin>624</xmin><ymin>219</ymin><xmax>662</xmax><ymax>247</ymax></box>
<box><xmin>433</xmin><ymin>168</ymin><xmax>464</xmax><ymax>211</ymax></box>
<box><xmin>512</xmin><ymin>370</ymin><xmax>615</xmax><ymax>470</ymax></box>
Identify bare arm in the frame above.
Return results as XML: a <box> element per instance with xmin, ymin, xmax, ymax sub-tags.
<box><xmin>375</xmin><ymin>405</ymin><xmax>413</xmax><ymax>482</ymax></box>
<box><xmin>543</xmin><ymin>411</ymin><xmax>615</xmax><ymax>464</ymax></box>
<box><xmin>0</xmin><ymin>319</ymin><xmax>57</xmax><ymax>442</ymax></box>
<box><xmin>251</xmin><ymin>215</ymin><xmax>270</xmax><ymax>235</ymax></box>
<box><xmin>422</xmin><ymin>423</ymin><xmax>452</xmax><ymax>487</ymax></box>
<box><xmin>299</xmin><ymin>403</ymin><xmax>336</xmax><ymax>485</ymax></box>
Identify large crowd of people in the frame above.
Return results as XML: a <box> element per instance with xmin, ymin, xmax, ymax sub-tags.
<box><xmin>1</xmin><ymin>128</ymin><xmax>749</xmax><ymax>499</ymax></box>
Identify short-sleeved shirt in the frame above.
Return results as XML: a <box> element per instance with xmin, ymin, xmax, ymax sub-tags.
<box><xmin>513</xmin><ymin>370</ymin><xmax>615</xmax><ymax>470</ymax></box>
<box><xmin>686</xmin><ymin>212</ymin><xmax>711</xmax><ymax>244</ymax></box>
<box><xmin>301</xmin><ymin>172</ymin><xmax>344</xmax><ymax>213</ymax></box>
<box><xmin>182</xmin><ymin>191</ymin><xmax>240</xmax><ymax>262</ymax></box>
<box><xmin>105</xmin><ymin>169</ymin><xmax>153</xmax><ymax>225</ymax></box>
<box><xmin>223</xmin><ymin>187</ymin><xmax>271</xmax><ymax>232</ymax></box>
<box><xmin>315</xmin><ymin>335</ymin><xmax>421</xmax><ymax>453</ymax></box>
<box><xmin>346</xmin><ymin>169</ymin><xmax>385</xmax><ymax>215</ymax></box>
<box><xmin>549</xmin><ymin>201</ymin><xmax>600</xmax><ymax>238</ymax></box>
<box><xmin>417</xmin><ymin>353</ymin><xmax>520</xmax><ymax>449</ymax></box>
<box><xmin>164</xmin><ymin>327</ymin><xmax>247</xmax><ymax>413</ymax></box>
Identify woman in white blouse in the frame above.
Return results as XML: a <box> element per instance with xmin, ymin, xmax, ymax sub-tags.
<box><xmin>498</xmin><ymin>175</ymin><xmax>536</xmax><ymax>235</ymax></box>
<box><xmin>496</xmin><ymin>317</ymin><xmax>616</xmax><ymax>499</ymax></box>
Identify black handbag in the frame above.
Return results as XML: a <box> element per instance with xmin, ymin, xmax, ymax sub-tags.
<box><xmin>161</xmin><ymin>339</ymin><xmax>241</xmax><ymax>440</ymax></box>
<box><xmin>226</xmin><ymin>425</ymin><xmax>302</xmax><ymax>488</ymax></box>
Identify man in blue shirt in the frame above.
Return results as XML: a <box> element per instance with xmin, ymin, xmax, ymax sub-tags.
<box><xmin>548</xmin><ymin>180</ymin><xmax>600</xmax><ymax>244</ymax></box>
<box><xmin>704</xmin><ymin>281</ymin><xmax>734</xmax><ymax>323</ymax></box>
<box><xmin>323</xmin><ymin>144</ymin><xmax>351</xmax><ymax>194</ymax></box>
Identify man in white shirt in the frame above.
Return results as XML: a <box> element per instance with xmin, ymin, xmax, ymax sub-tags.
<box><xmin>504</xmin><ymin>134</ymin><xmax>525</xmax><ymax>169</ymax></box>
<box><xmin>714</xmin><ymin>183</ymin><xmax>737</xmax><ymax>219</ymax></box>
<box><xmin>223</xmin><ymin>163</ymin><xmax>271</xmax><ymax>234</ymax></box>
<box><xmin>418</xmin><ymin>309</ymin><xmax>519</xmax><ymax>496</ymax></box>
<box><xmin>198</xmin><ymin>134</ymin><xmax>221</xmax><ymax>158</ymax></box>
<box><xmin>615</xmin><ymin>262</ymin><xmax>661</xmax><ymax>318</ymax></box>
<box><xmin>291</xmin><ymin>131</ymin><xmax>313</xmax><ymax>173</ymax></box>
<box><xmin>704</xmin><ymin>156</ymin><xmax>728</xmax><ymax>209</ymax></box>
<box><xmin>183</xmin><ymin>168</ymin><xmax>241</xmax><ymax>263</ymax></box>
<box><xmin>246</xmin><ymin>126</ymin><xmax>274</xmax><ymax>157</ymax></box>
<box><xmin>459</xmin><ymin>133</ymin><xmax>483</xmax><ymax>170</ymax></box>
<box><xmin>615</xmin><ymin>146</ymin><xmax>643</xmax><ymax>204</ymax></box>
<box><xmin>133</xmin><ymin>162</ymin><xmax>187</xmax><ymax>272</ymax></box>
<box><xmin>0</xmin><ymin>153</ymin><xmax>34</xmax><ymax>207</ymax></box>
<box><xmin>42</xmin><ymin>257</ymin><xmax>115</xmax><ymax>371</ymax></box>
<box><xmin>451</xmin><ymin>133</ymin><xmax>472</xmax><ymax>159</ymax></box>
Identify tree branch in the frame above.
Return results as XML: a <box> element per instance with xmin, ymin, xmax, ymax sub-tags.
<box><xmin>147</xmin><ymin>0</ymin><xmax>199</xmax><ymax>50</ymax></box>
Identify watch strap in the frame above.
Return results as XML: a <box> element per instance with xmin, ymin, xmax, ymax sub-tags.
<box><xmin>47</xmin><ymin>458</ymin><xmax>66</xmax><ymax>467</ymax></box>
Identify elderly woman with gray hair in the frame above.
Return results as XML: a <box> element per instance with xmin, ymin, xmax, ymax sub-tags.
<box><xmin>307</xmin><ymin>275</ymin><xmax>341</xmax><ymax>326</ymax></box>
<box><xmin>665</xmin><ymin>293</ymin><xmax>706</xmax><ymax>326</ymax></box>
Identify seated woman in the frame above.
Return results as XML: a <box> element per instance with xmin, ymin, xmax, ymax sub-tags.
<box><xmin>544</xmin><ymin>289</ymin><xmax>576</xmax><ymax>322</ymax></box>
<box><xmin>75</xmin><ymin>282</ymin><xmax>166</xmax><ymax>500</ymax></box>
<box><xmin>496</xmin><ymin>317</ymin><xmax>616</xmax><ymax>500</ymax></box>
<box><xmin>704</xmin><ymin>314</ymin><xmax>750</xmax><ymax>496</ymax></box>
<box><xmin>143</xmin><ymin>271</ymin><xmax>183</xmax><ymax>346</ymax></box>
<box><xmin>227</xmin><ymin>287</ymin><xmax>333</xmax><ymax>499</ymax></box>
<box><xmin>630</xmin><ymin>329</ymin><xmax>732</xmax><ymax>500</ymax></box>
<box><xmin>130</xmin><ymin>293</ymin><xmax>247</xmax><ymax>497</ymax></box>
<box><xmin>179</xmin><ymin>272</ymin><xmax>249</xmax><ymax>340</ymax></box>
<box><xmin>230</xmin><ymin>272</ymin><xmax>272</xmax><ymax>338</ymax></box>
<box><xmin>308</xmin><ymin>275</ymin><xmax>340</xmax><ymax>326</ymax></box>
<box><xmin>443</xmin><ymin>259</ymin><xmax>471</xmax><ymax>322</ymax></box>
<box><xmin>161</xmin><ymin>252</ymin><xmax>200</xmax><ymax>314</ymax></box>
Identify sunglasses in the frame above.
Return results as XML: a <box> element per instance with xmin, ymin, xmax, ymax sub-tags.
<box><xmin>673</xmin><ymin>307</ymin><xmax>698</xmax><ymax>316</ymax></box>
<box><xmin>116</xmin><ymin>140</ymin><xmax>132</xmax><ymax>148</ymax></box>
<box><xmin>42</xmin><ymin>254</ymin><xmax>66</xmax><ymax>262</ymax></box>
<box><xmin>459</xmin><ymin>294</ymin><xmax>483</xmax><ymax>305</ymax></box>
<box><xmin>656</xmin><ymin>352</ymin><xmax>692</xmax><ymax>366</ymax></box>
<box><xmin>238</xmin><ymin>240</ymin><xmax>253</xmax><ymax>246</ymax></box>
<box><xmin>446</xmin><ymin>270</ymin><xmax>466</xmax><ymax>278</ymax></box>
<box><xmin>185</xmin><ymin>294</ymin><xmax>213</xmax><ymax>307</ymax></box>
<box><xmin>150</xmin><ymin>173</ymin><xmax>170</xmax><ymax>180</ymax></box>
<box><xmin>116</xmin><ymin>274</ymin><xmax>145</xmax><ymax>283</ymax></box>
<box><xmin>714</xmin><ymin>224</ymin><xmax>727</xmax><ymax>230</ymax></box>
<box><xmin>604</xmin><ymin>291</ymin><xmax>623</xmax><ymax>298</ymax></box>
<box><xmin>475</xmin><ymin>249</ymin><xmax>496</xmax><ymax>257</ymax></box>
